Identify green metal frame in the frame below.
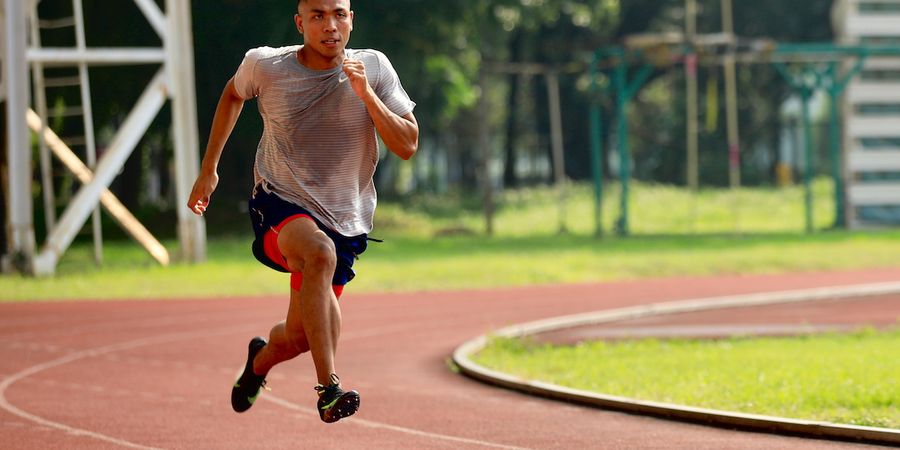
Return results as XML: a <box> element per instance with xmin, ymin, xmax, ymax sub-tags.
<box><xmin>590</xmin><ymin>48</ymin><xmax>654</xmax><ymax>236</ymax></box>
<box><xmin>589</xmin><ymin>53</ymin><xmax>604</xmax><ymax>236</ymax></box>
<box><xmin>589</xmin><ymin>42</ymin><xmax>900</xmax><ymax>236</ymax></box>
<box><xmin>773</xmin><ymin>57</ymin><xmax>866</xmax><ymax>232</ymax></box>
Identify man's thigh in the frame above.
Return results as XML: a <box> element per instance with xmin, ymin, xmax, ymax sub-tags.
<box><xmin>277</xmin><ymin>216</ymin><xmax>337</xmax><ymax>274</ymax></box>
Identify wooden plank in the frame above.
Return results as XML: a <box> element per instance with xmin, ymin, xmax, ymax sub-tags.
<box><xmin>26</xmin><ymin>109</ymin><xmax>170</xmax><ymax>267</ymax></box>
<box><xmin>32</xmin><ymin>71</ymin><xmax>168</xmax><ymax>275</ymax></box>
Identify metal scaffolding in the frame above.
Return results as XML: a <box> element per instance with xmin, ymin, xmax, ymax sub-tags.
<box><xmin>2</xmin><ymin>0</ymin><xmax>206</xmax><ymax>276</ymax></box>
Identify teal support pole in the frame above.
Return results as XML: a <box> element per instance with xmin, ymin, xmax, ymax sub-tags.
<box><xmin>825</xmin><ymin>57</ymin><xmax>866</xmax><ymax>229</ymax></box>
<box><xmin>612</xmin><ymin>55</ymin><xmax>654</xmax><ymax>237</ymax></box>
<box><xmin>774</xmin><ymin>62</ymin><xmax>825</xmax><ymax>234</ymax></box>
<box><xmin>589</xmin><ymin>55</ymin><xmax>604</xmax><ymax>237</ymax></box>
<box><xmin>614</xmin><ymin>56</ymin><xmax>629</xmax><ymax>236</ymax></box>
<box><xmin>827</xmin><ymin>78</ymin><xmax>845</xmax><ymax>229</ymax></box>
<box><xmin>801</xmin><ymin>88</ymin><xmax>815</xmax><ymax>234</ymax></box>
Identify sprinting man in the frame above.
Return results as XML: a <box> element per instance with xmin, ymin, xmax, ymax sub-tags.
<box><xmin>187</xmin><ymin>0</ymin><xmax>417</xmax><ymax>423</ymax></box>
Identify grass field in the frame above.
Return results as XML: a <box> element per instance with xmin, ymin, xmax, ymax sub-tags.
<box><xmin>375</xmin><ymin>179</ymin><xmax>839</xmax><ymax>238</ymax></box>
<box><xmin>2</xmin><ymin>180</ymin><xmax>899</xmax><ymax>301</ymax></box>
<box><xmin>474</xmin><ymin>330</ymin><xmax>900</xmax><ymax>429</ymax></box>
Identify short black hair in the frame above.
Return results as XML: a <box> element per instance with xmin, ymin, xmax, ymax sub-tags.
<box><xmin>296</xmin><ymin>0</ymin><xmax>351</xmax><ymax>12</ymax></box>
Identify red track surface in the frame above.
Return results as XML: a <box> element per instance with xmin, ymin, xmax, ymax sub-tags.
<box><xmin>2</xmin><ymin>268</ymin><xmax>899</xmax><ymax>449</ymax></box>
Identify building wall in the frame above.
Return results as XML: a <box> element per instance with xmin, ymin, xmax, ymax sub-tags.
<box><xmin>834</xmin><ymin>0</ymin><xmax>900</xmax><ymax>227</ymax></box>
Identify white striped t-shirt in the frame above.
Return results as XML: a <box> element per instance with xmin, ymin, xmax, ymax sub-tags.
<box><xmin>232</xmin><ymin>45</ymin><xmax>415</xmax><ymax>236</ymax></box>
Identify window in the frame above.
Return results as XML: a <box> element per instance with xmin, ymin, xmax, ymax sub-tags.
<box><xmin>858</xmin><ymin>138</ymin><xmax>900</xmax><ymax>149</ymax></box>
<box><xmin>860</xmin><ymin>36</ymin><xmax>900</xmax><ymax>46</ymax></box>
<box><xmin>857</xmin><ymin>171</ymin><xmax>900</xmax><ymax>182</ymax></box>
<box><xmin>857</xmin><ymin>205</ymin><xmax>900</xmax><ymax>224</ymax></box>
<box><xmin>859</xmin><ymin>1</ymin><xmax>900</xmax><ymax>14</ymax></box>
<box><xmin>855</xmin><ymin>103</ymin><xmax>900</xmax><ymax>115</ymax></box>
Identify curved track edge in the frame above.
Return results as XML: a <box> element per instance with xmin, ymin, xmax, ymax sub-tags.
<box><xmin>452</xmin><ymin>282</ymin><xmax>900</xmax><ymax>446</ymax></box>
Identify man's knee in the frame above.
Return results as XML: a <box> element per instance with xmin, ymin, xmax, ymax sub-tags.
<box><xmin>289</xmin><ymin>239</ymin><xmax>336</xmax><ymax>275</ymax></box>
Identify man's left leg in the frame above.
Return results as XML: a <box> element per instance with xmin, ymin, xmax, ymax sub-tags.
<box><xmin>277</xmin><ymin>219</ymin><xmax>360</xmax><ymax>423</ymax></box>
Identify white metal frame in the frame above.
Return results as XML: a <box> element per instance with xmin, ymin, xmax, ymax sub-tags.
<box><xmin>4</xmin><ymin>0</ymin><xmax>35</xmax><ymax>271</ymax></box>
<box><xmin>3</xmin><ymin>0</ymin><xmax>205</xmax><ymax>275</ymax></box>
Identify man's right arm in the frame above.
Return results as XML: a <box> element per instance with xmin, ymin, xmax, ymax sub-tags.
<box><xmin>187</xmin><ymin>78</ymin><xmax>245</xmax><ymax>216</ymax></box>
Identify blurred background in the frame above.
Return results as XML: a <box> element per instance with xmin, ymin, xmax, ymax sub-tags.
<box><xmin>3</xmin><ymin>0</ymin><xmax>899</xmax><ymax>274</ymax></box>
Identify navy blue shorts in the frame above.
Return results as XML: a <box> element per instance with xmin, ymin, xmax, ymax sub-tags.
<box><xmin>248</xmin><ymin>185</ymin><xmax>368</xmax><ymax>286</ymax></box>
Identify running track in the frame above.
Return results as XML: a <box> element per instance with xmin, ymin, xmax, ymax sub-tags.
<box><xmin>2</xmin><ymin>268</ymin><xmax>899</xmax><ymax>449</ymax></box>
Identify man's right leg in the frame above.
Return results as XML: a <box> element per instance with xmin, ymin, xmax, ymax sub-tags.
<box><xmin>253</xmin><ymin>316</ymin><xmax>309</xmax><ymax>376</ymax></box>
<box><xmin>231</xmin><ymin>301</ymin><xmax>309</xmax><ymax>413</ymax></box>
<box><xmin>231</xmin><ymin>288</ymin><xmax>316</xmax><ymax>413</ymax></box>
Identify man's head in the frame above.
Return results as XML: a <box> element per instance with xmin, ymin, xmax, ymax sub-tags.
<box><xmin>295</xmin><ymin>0</ymin><xmax>353</xmax><ymax>62</ymax></box>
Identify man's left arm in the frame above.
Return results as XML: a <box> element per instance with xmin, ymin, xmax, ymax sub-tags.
<box><xmin>343</xmin><ymin>59</ymin><xmax>418</xmax><ymax>160</ymax></box>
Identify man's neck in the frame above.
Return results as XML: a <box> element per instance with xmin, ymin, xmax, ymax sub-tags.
<box><xmin>297</xmin><ymin>46</ymin><xmax>344</xmax><ymax>70</ymax></box>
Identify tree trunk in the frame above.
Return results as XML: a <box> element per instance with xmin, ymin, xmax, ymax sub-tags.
<box><xmin>502</xmin><ymin>31</ymin><xmax>524</xmax><ymax>189</ymax></box>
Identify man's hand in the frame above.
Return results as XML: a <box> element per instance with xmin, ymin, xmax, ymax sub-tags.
<box><xmin>187</xmin><ymin>170</ymin><xmax>219</xmax><ymax>216</ymax></box>
<box><xmin>342</xmin><ymin>58</ymin><xmax>372</xmax><ymax>100</ymax></box>
<box><xmin>342</xmin><ymin>56</ymin><xmax>418</xmax><ymax>160</ymax></box>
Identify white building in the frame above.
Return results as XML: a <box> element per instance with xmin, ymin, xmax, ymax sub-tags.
<box><xmin>833</xmin><ymin>0</ymin><xmax>900</xmax><ymax>227</ymax></box>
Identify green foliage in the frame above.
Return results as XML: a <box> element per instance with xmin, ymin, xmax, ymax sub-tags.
<box><xmin>423</xmin><ymin>56</ymin><xmax>480</xmax><ymax>126</ymax></box>
<box><xmin>475</xmin><ymin>329</ymin><xmax>900</xmax><ymax>428</ymax></box>
<box><xmin>29</xmin><ymin>1</ymin><xmax>845</xmax><ymax>217</ymax></box>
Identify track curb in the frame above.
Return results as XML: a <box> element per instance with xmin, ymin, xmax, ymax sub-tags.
<box><xmin>452</xmin><ymin>282</ymin><xmax>900</xmax><ymax>446</ymax></box>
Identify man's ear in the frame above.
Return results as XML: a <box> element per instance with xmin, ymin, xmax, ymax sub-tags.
<box><xmin>294</xmin><ymin>14</ymin><xmax>303</xmax><ymax>34</ymax></box>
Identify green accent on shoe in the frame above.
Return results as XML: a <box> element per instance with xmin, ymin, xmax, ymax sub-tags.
<box><xmin>319</xmin><ymin>397</ymin><xmax>340</xmax><ymax>410</ymax></box>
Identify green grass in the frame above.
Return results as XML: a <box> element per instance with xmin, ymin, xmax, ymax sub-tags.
<box><xmin>376</xmin><ymin>179</ymin><xmax>839</xmax><ymax>238</ymax></box>
<box><xmin>2</xmin><ymin>180</ymin><xmax>899</xmax><ymax>301</ymax></box>
<box><xmin>2</xmin><ymin>229</ymin><xmax>899</xmax><ymax>302</ymax></box>
<box><xmin>474</xmin><ymin>330</ymin><xmax>900</xmax><ymax>429</ymax></box>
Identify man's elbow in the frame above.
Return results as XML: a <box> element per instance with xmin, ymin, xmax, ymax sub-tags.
<box><xmin>397</xmin><ymin>142</ymin><xmax>418</xmax><ymax>160</ymax></box>
<box><xmin>397</xmin><ymin>129</ymin><xmax>419</xmax><ymax>160</ymax></box>
<box><xmin>397</xmin><ymin>113</ymin><xmax>419</xmax><ymax>160</ymax></box>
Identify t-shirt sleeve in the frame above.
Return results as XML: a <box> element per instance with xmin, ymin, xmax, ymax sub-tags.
<box><xmin>373</xmin><ymin>51</ymin><xmax>416</xmax><ymax>117</ymax></box>
<box><xmin>232</xmin><ymin>48</ymin><xmax>262</xmax><ymax>100</ymax></box>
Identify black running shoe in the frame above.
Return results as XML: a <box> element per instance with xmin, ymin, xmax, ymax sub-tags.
<box><xmin>231</xmin><ymin>336</ymin><xmax>268</xmax><ymax>413</ymax></box>
<box><xmin>315</xmin><ymin>374</ymin><xmax>360</xmax><ymax>423</ymax></box>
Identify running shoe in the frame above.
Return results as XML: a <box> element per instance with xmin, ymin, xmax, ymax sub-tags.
<box><xmin>231</xmin><ymin>336</ymin><xmax>268</xmax><ymax>413</ymax></box>
<box><xmin>315</xmin><ymin>373</ymin><xmax>360</xmax><ymax>423</ymax></box>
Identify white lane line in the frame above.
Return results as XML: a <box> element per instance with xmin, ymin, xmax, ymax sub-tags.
<box><xmin>0</xmin><ymin>326</ymin><xmax>253</xmax><ymax>449</ymax></box>
<box><xmin>262</xmin><ymin>394</ymin><xmax>532</xmax><ymax>450</ymax></box>
<box><xmin>0</xmin><ymin>319</ymin><xmax>505</xmax><ymax>449</ymax></box>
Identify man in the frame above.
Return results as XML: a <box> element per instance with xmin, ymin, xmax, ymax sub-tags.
<box><xmin>187</xmin><ymin>0</ymin><xmax>418</xmax><ymax>423</ymax></box>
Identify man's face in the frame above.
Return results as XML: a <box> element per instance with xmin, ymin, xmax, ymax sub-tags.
<box><xmin>295</xmin><ymin>0</ymin><xmax>353</xmax><ymax>58</ymax></box>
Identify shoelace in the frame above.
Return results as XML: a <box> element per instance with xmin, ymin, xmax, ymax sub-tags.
<box><xmin>314</xmin><ymin>374</ymin><xmax>342</xmax><ymax>396</ymax></box>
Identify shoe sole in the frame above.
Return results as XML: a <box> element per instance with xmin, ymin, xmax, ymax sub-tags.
<box><xmin>321</xmin><ymin>390</ymin><xmax>360</xmax><ymax>423</ymax></box>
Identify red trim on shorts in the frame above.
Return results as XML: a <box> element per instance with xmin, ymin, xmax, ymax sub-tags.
<box><xmin>290</xmin><ymin>273</ymin><xmax>345</xmax><ymax>299</ymax></box>
<box><xmin>262</xmin><ymin>214</ymin><xmax>345</xmax><ymax>299</ymax></box>
<box><xmin>262</xmin><ymin>214</ymin><xmax>314</xmax><ymax>271</ymax></box>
